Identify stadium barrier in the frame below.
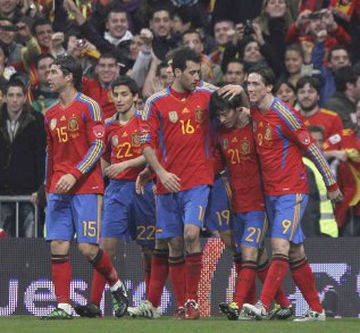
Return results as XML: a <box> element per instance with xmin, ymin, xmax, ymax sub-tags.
<box><xmin>0</xmin><ymin>196</ymin><xmax>39</xmax><ymax>238</ymax></box>
<box><xmin>0</xmin><ymin>238</ymin><xmax>359</xmax><ymax>317</ymax></box>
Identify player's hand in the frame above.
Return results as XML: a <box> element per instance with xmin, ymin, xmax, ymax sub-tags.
<box><xmin>218</xmin><ymin>84</ymin><xmax>244</xmax><ymax>100</ymax></box>
<box><xmin>328</xmin><ymin>188</ymin><xmax>343</xmax><ymax>203</ymax></box>
<box><xmin>104</xmin><ymin>162</ymin><xmax>128</xmax><ymax>178</ymax></box>
<box><xmin>135</xmin><ymin>167</ymin><xmax>152</xmax><ymax>195</ymax></box>
<box><xmin>55</xmin><ymin>174</ymin><xmax>77</xmax><ymax>193</ymax></box>
<box><xmin>334</xmin><ymin>150</ymin><xmax>348</xmax><ymax>162</ymax></box>
<box><xmin>158</xmin><ymin>170</ymin><xmax>181</xmax><ymax>193</ymax></box>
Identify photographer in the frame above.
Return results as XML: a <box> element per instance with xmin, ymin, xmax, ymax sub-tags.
<box><xmin>286</xmin><ymin>8</ymin><xmax>351</xmax><ymax>51</ymax></box>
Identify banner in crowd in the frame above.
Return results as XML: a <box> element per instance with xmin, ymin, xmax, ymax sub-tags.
<box><xmin>0</xmin><ymin>238</ymin><xmax>359</xmax><ymax>317</ymax></box>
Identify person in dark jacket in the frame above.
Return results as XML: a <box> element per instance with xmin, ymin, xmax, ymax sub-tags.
<box><xmin>0</xmin><ymin>78</ymin><xmax>46</xmax><ymax>237</ymax></box>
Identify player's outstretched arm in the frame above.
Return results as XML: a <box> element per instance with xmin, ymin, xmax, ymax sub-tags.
<box><xmin>143</xmin><ymin>146</ymin><xmax>181</xmax><ymax>192</ymax></box>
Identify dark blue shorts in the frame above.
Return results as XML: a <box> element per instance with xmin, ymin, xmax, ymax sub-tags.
<box><xmin>265</xmin><ymin>193</ymin><xmax>308</xmax><ymax>244</ymax></box>
<box><xmin>155</xmin><ymin>185</ymin><xmax>210</xmax><ymax>239</ymax></box>
<box><xmin>46</xmin><ymin>193</ymin><xmax>102</xmax><ymax>244</ymax></box>
<box><xmin>204</xmin><ymin>175</ymin><xmax>232</xmax><ymax>233</ymax></box>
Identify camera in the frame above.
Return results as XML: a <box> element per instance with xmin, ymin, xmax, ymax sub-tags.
<box><xmin>244</xmin><ymin>20</ymin><xmax>253</xmax><ymax>36</ymax></box>
<box><xmin>308</xmin><ymin>12</ymin><xmax>323</xmax><ymax>20</ymax></box>
<box><xmin>77</xmin><ymin>39</ymin><xmax>85</xmax><ymax>47</ymax></box>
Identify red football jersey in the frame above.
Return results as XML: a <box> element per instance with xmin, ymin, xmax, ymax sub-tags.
<box><xmin>141</xmin><ymin>83</ymin><xmax>215</xmax><ymax>194</ymax></box>
<box><xmin>82</xmin><ymin>77</ymin><xmax>117</xmax><ymax>120</ymax></box>
<box><xmin>103</xmin><ymin>114</ymin><xmax>144</xmax><ymax>181</ymax></box>
<box><xmin>45</xmin><ymin>93</ymin><xmax>105</xmax><ymax>194</ymax></box>
<box><xmin>216</xmin><ymin>124</ymin><xmax>265</xmax><ymax>213</ymax></box>
<box><xmin>251</xmin><ymin>98</ymin><xmax>338</xmax><ymax>196</ymax></box>
<box><xmin>324</xmin><ymin>129</ymin><xmax>360</xmax><ymax>171</ymax></box>
<box><xmin>302</xmin><ymin>108</ymin><xmax>344</xmax><ymax>140</ymax></box>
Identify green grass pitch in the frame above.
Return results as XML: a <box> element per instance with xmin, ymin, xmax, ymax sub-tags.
<box><xmin>1</xmin><ymin>316</ymin><xmax>358</xmax><ymax>333</ymax></box>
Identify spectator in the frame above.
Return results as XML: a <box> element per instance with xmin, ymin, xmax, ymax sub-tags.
<box><xmin>283</xmin><ymin>43</ymin><xmax>305</xmax><ymax>88</ymax></box>
<box><xmin>323</xmin><ymin>99</ymin><xmax>360</xmax><ymax>236</ymax></box>
<box><xmin>149</xmin><ymin>6</ymin><xmax>179</xmax><ymax>61</ymax></box>
<box><xmin>312</xmin><ymin>43</ymin><xmax>352</xmax><ymax>105</ymax></box>
<box><xmin>240</xmin><ymin>38</ymin><xmax>267</xmax><ymax>71</ymax></box>
<box><xmin>0</xmin><ymin>0</ymin><xmax>24</xmax><ymax>23</ymax></box>
<box><xmin>0</xmin><ymin>78</ymin><xmax>46</xmax><ymax>237</ymax></box>
<box><xmin>252</xmin><ymin>0</ymin><xmax>293</xmax><ymax>77</ymax></box>
<box><xmin>82</xmin><ymin>52</ymin><xmax>120</xmax><ymax>120</ymax></box>
<box><xmin>302</xmin><ymin>125</ymin><xmax>338</xmax><ymax>238</ymax></box>
<box><xmin>210</xmin><ymin>19</ymin><xmax>234</xmax><ymax>66</ymax></box>
<box><xmin>274</xmin><ymin>79</ymin><xmax>299</xmax><ymax>109</ymax></box>
<box><xmin>182</xmin><ymin>30</ymin><xmax>221</xmax><ymax>83</ymax></box>
<box><xmin>28</xmin><ymin>53</ymin><xmax>57</xmax><ymax>114</ymax></box>
<box><xmin>222</xmin><ymin>58</ymin><xmax>245</xmax><ymax>85</ymax></box>
<box><xmin>286</xmin><ymin>8</ymin><xmax>352</xmax><ymax>51</ymax></box>
<box><xmin>0</xmin><ymin>18</ymin><xmax>23</xmax><ymax>71</ymax></box>
<box><xmin>296</xmin><ymin>76</ymin><xmax>344</xmax><ymax>139</ymax></box>
<box><xmin>325</xmin><ymin>66</ymin><xmax>360</xmax><ymax>129</ymax></box>
<box><xmin>66</xmin><ymin>0</ymin><xmax>134</xmax><ymax>72</ymax></box>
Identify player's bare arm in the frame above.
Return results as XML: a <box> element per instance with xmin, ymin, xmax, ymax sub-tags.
<box><xmin>143</xmin><ymin>146</ymin><xmax>181</xmax><ymax>193</ymax></box>
<box><xmin>104</xmin><ymin>155</ymin><xmax>147</xmax><ymax>178</ymax></box>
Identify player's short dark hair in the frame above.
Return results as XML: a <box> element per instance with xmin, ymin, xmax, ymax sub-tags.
<box><xmin>32</xmin><ymin>17</ymin><xmax>52</xmax><ymax>35</ymax></box>
<box><xmin>171</xmin><ymin>47</ymin><xmax>201</xmax><ymax>72</ymax></box>
<box><xmin>328</xmin><ymin>44</ymin><xmax>350</xmax><ymax>63</ymax></box>
<box><xmin>307</xmin><ymin>125</ymin><xmax>324</xmax><ymax>134</ymax></box>
<box><xmin>247</xmin><ymin>65</ymin><xmax>276</xmax><ymax>87</ymax></box>
<box><xmin>296</xmin><ymin>76</ymin><xmax>321</xmax><ymax>95</ymax></box>
<box><xmin>35</xmin><ymin>53</ymin><xmax>54</xmax><ymax>69</ymax></box>
<box><xmin>334</xmin><ymin>66</ymin><xmax>360</xmax><ymax>92</ymax></box>
<box><xmin>111</xmin><ymin>76</ymin><xmax>139</xmax><ymax>96</ymax></box>
<box><xmin>5</xmin><ymin>77</ymin><xmax>26</xmax><ymax>95</ymax></box>
<box><xmin>209</xmin><ymin>91</ymin><xmax>242</xmax><ymax>119</ymax></box>
<box><xmin>53</xmin><ymin>55</ymin><xmax>83</xmax><ymax>91</ymax></box>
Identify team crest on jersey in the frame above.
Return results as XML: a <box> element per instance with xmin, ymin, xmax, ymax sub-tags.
<box><xmin>240</xmin><ymin>140</ymin><xmax>250</xmax><ymax>155</ymax></box>
<box><xmin>68</xmin><ymin>117</ymin><xmax>79</xmax><ymax>132</ymax></box>
<box><xmin>112</xmin><ymin>135</ymin><xmax>119</xmax><ymax>147</ymax></box>
<box><xmin>169</xmin><ymin>111</ymin><xmax>178</xmax><ymax>123</ymax></box>
<box><xmin>195</xmin><ymin>108</ymin><xmax>206</xmax><ymax>123</ymax></box>
<box><xmin>50</xmin><ymin>119</ymin><xmax>57</xmax><ymax>130</ymax></box>
<box><xmin>264</xmin><ymin>124</ymin><xmax>272</xmax><ymax>141</ymax></box>
<box><xmin>223</xmin><ymin>138</ymin><xmax>228</xmax><ymax>150</ymax></box>
<box><xmin>93</xmin><ymin>124</ymin><xmax>105</xmax><ymax>138</ymax></box>
<box><xmin>132</xmin><ymin>133</ymin><xmax>141</xmax><ymax>147</ymax></box>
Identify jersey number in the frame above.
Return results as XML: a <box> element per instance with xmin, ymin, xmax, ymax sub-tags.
<box><xmin>116</xmin><ymin>142</ymin><xmax>133</xmax><ymax>159</ymax></box>
<box><xmin>281</xmin><ymin>219</ymin><xmax>292</xmax><ymax>234</ymax></box>
<box><xmin>56</xmin><ymin>126</ymin><xmax>68</xmax><ymax>143</ymax></box>
<box><xmin>245</xmin><ymin>227</ymin><xmax>262</xmax><ymax>243</ymax></box>
<box><xmin>82</xmin><ymin>220</ymin><xmax>97</xmax><ymax>237</ymax></box>
<box><xmin>137</xmin><ymin>225</ymin><xmax>156</xmax><ymax>240</ymax></box>
<box><xmin>228</xmin><ymin>149</ymin><xmax>241</xmax><ymax>164</ymax></box>
<box><xmin>180</xmin><ymin>119</ymin><xmax>195</xmax><ymax>135</ymax></box>
<box><xmin>216</xmin><ymin>209</ymin><xmax>230</xmax><ymax>226</ymax></box>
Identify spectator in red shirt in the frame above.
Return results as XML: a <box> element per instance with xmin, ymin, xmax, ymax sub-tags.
<box><xmin>82</xmin><ymin>53</ymin><xmax>120</xmax><ymax>120</ymax></box>
<box><xmin>296</xmin><ymin>76</ymin><xmax>344</xmax><ymax>139</ymax></box>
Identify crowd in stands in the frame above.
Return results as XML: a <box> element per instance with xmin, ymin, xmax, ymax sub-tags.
<box><xmin>0</xmin><ymin>0</ymin><xmax>359</xmax><ymax>238</ymax></box>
